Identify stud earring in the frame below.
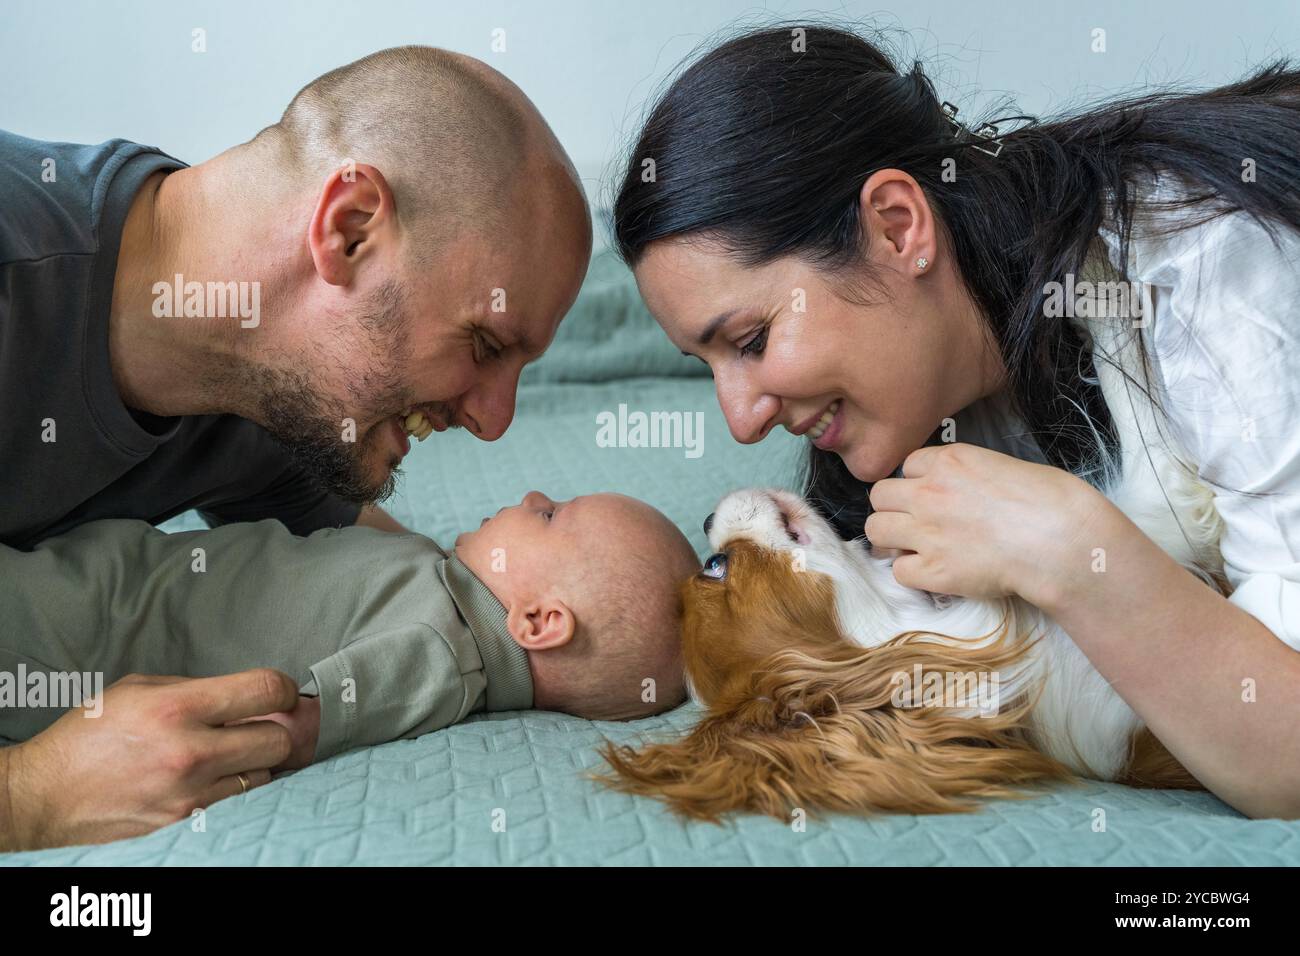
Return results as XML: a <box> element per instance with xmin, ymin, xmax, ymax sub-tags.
<box><xmin>915</xmin><ymin>256</ymin><xmax>930</xmax><ymax>271</ymax></box>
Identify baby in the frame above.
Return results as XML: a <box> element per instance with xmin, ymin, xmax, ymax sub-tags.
<box><xmin>0</xmin><ymin>491</ymin><xmax>699</xmax><ymax>768</ymax></box>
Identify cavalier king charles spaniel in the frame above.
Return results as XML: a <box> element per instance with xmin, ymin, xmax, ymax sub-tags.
<box><xmin>598</xmin><ymin>275</ymin><xmax>1229</xmax><ymax>821</ymax></box>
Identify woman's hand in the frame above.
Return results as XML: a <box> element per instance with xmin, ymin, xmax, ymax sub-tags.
<box><xmin>864</xmin><ymin>442</ymin><xmax>1116</xmax><ymax>606</ymax></box>
<box><xmin>867</xmin><ymin>448</ymin><xmax>1300</xmax><ymax>820</ymax></box>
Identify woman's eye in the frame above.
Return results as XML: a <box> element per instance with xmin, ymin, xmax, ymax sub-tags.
<box><xmin>739</xmin><ymin>326</ymin><xmax>768</xmax><ymax>357</ymax></box>
<box><xmin>701</xmin><ymin>552</ymin><xmax>728</xmax><ymax>580</ymax></box>
<box><xmin>543</xmin><ymin>510</ymin><xmax>554</xmax><ymax>521</ymax></box>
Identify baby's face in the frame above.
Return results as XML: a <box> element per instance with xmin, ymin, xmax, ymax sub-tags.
<box><xmin>454</xmin><ymin>491</ymin><xmax>652</xmax><ymax>600</ymax></box>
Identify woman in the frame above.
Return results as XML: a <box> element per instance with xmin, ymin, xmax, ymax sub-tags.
<box><xmin>612</xmin><ymin>24</ymin><xmax>1300</xmax><ymax>818</ymax></box>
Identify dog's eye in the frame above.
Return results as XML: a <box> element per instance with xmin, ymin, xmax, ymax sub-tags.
<box><xmin>700</xmin><ymin>552</ymin><xmax>728</xmax><ymax>580</ymax></box>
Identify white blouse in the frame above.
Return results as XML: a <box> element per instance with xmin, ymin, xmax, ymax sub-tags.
<box><xmin>955</xmin><ymin>174</ymin><xmax>1300</xmax><ymax>651</ymax></box>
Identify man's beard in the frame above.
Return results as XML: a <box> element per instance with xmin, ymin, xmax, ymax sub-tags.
<box><xmin>244</xmin><ymin>281</ymin><xmax>412</xmax><ymax>505</ymax></box>
<box><xmin>255</xmin><ymin>370</ymin><xmax>405</xmax><ymax>505</ymax></box>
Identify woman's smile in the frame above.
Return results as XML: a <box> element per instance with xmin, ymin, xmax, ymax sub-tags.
<box><xmin>797</xmin><ymin>398</ymin><xmax>843</xmax><ymax>448</ymax></box>
<box><xmin>788</xmin><ymin>398</ymin><xmax>845</xmax><ymax>450</ymax></box>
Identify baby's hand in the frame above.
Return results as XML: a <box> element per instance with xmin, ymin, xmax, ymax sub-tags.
<box><xmin>227</xmin><ymin>694</ymin><xmax>321</xmax><ymax>771</ymax></box>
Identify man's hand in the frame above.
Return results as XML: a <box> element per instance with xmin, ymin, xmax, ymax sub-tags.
<box><xmin>227</xmin><ymin>694</ymin><xmax>321</xmax><ymax>771</ymax></box>
<box><xmin>1</xmin><ymin>668</ymin><xmax>297</xmax><ymax>851</ymax></box>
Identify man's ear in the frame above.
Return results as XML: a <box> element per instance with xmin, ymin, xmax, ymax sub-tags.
<box><xmin>505</xmin><ymin>597</ymin><xmax>575</xmax><ymax>651</ymax></box>
<box><xmin>307</xmin><ymin>162</ymin><xmax>397</xmax><ymax>287</ymax></box>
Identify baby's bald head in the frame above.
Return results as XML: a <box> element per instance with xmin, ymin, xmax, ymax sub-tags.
<box><xmin>455</xmin><ymin>492</ymin><xmax>700</xmax><ymax>721</ymax></box>
<box><xmin>551</xmin><ymin>497</ymin><xmax>699</xmax><ymax>720</ymax></box>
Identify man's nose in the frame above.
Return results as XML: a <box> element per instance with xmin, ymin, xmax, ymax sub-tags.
<box><xmin>464</xmin><ymin>365</ymin><xmax>521</xmax><ymax>441</ymax></box>
<box><xmin>703</xmin><ymin>512</ymin><xmax>715</xmax><ymax>536</ymax></box>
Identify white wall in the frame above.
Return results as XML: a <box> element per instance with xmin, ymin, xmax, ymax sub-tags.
<box><xmin>3</xmin><ymin>0</ymin><xmax>1297</xmax><ymax>228</ymax></box>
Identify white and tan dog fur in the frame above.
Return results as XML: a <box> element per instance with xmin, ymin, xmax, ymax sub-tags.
<box><xmin>600</xmin><ymin>255</ymin><xmax>1226</xmax><ymax>820</ymax></box>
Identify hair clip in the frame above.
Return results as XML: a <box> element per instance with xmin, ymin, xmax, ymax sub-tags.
<box><xmin>940</xmin><ymin>101</ymin><xmax>1004</xmax><ymax>158</ymax></box>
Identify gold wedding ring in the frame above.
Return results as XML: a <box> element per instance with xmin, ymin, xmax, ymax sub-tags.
<box><xmin>237</xmin><ymin>772</ymin><xmax>250</xmax><ymax>794</ymax></box>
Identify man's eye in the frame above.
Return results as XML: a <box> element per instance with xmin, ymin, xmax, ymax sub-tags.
<box><xmin>700</xmin><ymin>552</ymin><xmax>728</xmax><ymax>580</ymax></box>
<box><xmin>475</xmin><ymin>331</ymin><xmax>504</xmax><ymax>362</ymax></box>
<box><xmin>543</xmin><ymin>510</ymin><xmax>554</xmax><ymax>521</ymax></box>
<box><xmin>739</xmin><ymin>326</ymin><xmax>768</xmax><ymax>357</ymax></box>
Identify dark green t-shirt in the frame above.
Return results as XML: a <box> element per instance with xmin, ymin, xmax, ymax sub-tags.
<box><xmin>0</xmin><ymin>130</ymin><xmax>361</xmax><ymax>549</ymax></box>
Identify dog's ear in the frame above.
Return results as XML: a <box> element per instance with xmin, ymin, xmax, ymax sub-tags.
<box><xmin>593</xmin><ymin>626</ymin><xmax>1075</xmax><ymax>821</ymax></box>
<box><xmin>593</xmin><ymin>698</ymin><xmax>800</xmax><ymax>824</ymax></box>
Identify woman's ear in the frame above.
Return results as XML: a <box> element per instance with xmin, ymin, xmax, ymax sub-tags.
<box><xmin>506</xmin><ymin>598</ymin><xmax>575</xmax><ymax>651</ymax></box>
<box><xmin>857</xmin><ymin>168</ymin><xmax>934</xmax><ymax>270</ymax></box>
<box><xmin>593</xmin><ymin>630</ymin><xmax>1073</xmax><ymax>821</ymax></box>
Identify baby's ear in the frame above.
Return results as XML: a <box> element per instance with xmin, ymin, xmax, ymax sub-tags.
<box><xmin>506</xmin><ymin>598</ymin><xmax>575</xmax><ymax>651</ymax></box>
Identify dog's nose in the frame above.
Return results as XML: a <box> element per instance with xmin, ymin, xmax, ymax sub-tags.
<box><xmin>703</xmin><ymin>512</ymin><xmax>715</xmax><ymax>536</ymax></box>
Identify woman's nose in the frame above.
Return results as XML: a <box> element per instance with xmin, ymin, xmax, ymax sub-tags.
<box><xmin>715</xmin><ymin>372</ymin><xmax>780</xmax><ymax>444</ymax></box>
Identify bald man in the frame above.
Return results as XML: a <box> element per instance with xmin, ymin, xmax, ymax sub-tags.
<box><xmin>0</xmin><ymin>47</ymin><xmax>591</xmax><ymax>849</ymax></box>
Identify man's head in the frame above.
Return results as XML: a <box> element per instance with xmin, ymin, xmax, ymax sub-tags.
<box><xmin>225</xmin><ymin>47</ymin><xmax>592</xmax><ymax>502</ymax></box>
<box><xmin>454</xmin><ymin>492</ymin><xmax>699</xmax><ymax>720</ymax></box>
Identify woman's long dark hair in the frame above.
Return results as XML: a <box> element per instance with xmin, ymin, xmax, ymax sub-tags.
<box><xmin>612</xmin><ymin>22</ymin><xmax>1300</xmax><ymax>540</ymax></box>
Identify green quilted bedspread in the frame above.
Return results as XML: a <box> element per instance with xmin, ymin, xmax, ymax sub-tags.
<box><xmin>4</xmin><ymin>251</ymin><xmax>1295</xmax><ymax>865</ymax></box>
